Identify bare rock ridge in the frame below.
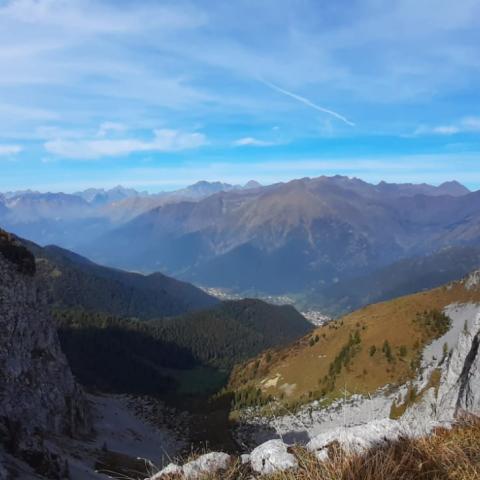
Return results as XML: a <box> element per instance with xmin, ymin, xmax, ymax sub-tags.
<box><xmin>0</xmin><ymin>230</ymin><xmax>91</xmax><ymax>478</ymax></box>
<box><xmin>430</xmin><ymin>297</ymin><xmax>480</xmax><ymax>421</ymax></box>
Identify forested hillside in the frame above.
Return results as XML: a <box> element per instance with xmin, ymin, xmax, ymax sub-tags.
<box><xmin>149</xmin><ymin>299</ymin><xmax>313</xmax><ymax>370</ymax></box>
<box><xmin>25</xmin><ymin>241</ymin><xmax>218</xmax><ymax>319</ymax></box>
<box><xmin>56</xmin><ymin>299</ymin><xmax>312</xmax><ymax>396</ymax></box>
<box><xmin>56</xmin><ymin>310</ymin><xmax>197</xmax><ymax>395</ymax></box>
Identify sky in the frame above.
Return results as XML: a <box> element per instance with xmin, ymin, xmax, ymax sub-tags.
<box><xmin>1</xmin><ymin>0</ymin><xmax>480</xmax><ymax>192</ymax></box>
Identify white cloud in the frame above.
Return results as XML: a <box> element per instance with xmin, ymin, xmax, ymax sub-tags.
<box><xmin>1</xmin><ymin>0</ymin><xmax>205</xmax><ymax>33</ymax></box>
<box><xmin>415</xmin><ymin>125</ymin><xmax>460</xmax><ymax>135</ymax></box>
<box><xmin>462</xmin><ymin>116</ymin><xmax>480</xmax><ymax>131</ymax></box>
<box><xmin>233</xmin><ymin>137</ymin><xmax>275</xmax><ymax>147</ymax></box>
<box><xmin>97</xmin><ymin>122</ymin><xmax>127</xmax><ymax>137</ymax></box>
<box><xmin>415</xmin><ymin>116</ymin><xmax>480</xmax><ymax>136</ymax></box>
<box><xmin>0</xmin><ymin>144</ymin><xmax>22</xmax><ymax>156</ymax></box>
<box><xmin>45</xmin><ymin>129</ymin><xmax>207</xmax><ymax>159</ymax></box>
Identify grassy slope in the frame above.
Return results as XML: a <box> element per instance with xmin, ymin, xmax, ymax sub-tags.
<box><xmin>227</xmin><ymin>275</ymin><xmax>480</xmax><ymax>409</ymax></box>
<box><xmin>149</xmin><ymin>299</ymin><xmax>313</xmax><ymax>370</ymax></box>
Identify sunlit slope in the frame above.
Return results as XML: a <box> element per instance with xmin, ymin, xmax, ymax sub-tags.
<box><xmin>227</xmin><ymin>273</ymin><xmax>480</xmax><ymax>409</ymax></box>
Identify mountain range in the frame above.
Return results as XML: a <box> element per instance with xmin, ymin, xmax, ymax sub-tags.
<box><xmin>2</xmin><ymin>176</ymin><xmax>479</xmax><ymax>316</ymax></box>
<box><xmin>79</xmin><ymin>177</ymin><xmax>479</xmax><ymax>302</ymax></box>
<box><xmin>0</xmin><ymin>180</ymin><xmax>261</xmax><ymax>248</ymax></box>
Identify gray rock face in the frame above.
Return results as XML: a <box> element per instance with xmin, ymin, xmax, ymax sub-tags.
<box><xmin>250</xmin><ymin>439</ymin><xmax>298</xmax><ymax>475</ymax></box>
<box><xmin>0</xmin><ymin>234</ymin><xmax>91</xmax><ymax>477</ymax></box>
<box><xmin>306</xmin><ymin>419</ymin><xmax>403</xmax><ymax>458</ymax></box>
<box><xmin>428</xmin><ymin>304</ymin><xmax>480</xmax><ymax>421</ymax></box>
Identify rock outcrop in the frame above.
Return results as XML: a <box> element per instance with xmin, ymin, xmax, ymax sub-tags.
<box><xmin>437</xmin><ymin>305</ymin><xmax>480</xmax><ymax>419</ymax></box>
<box><xmin>306</xmin><ymin>418</ymin><xmax>403</xmax><ymax>459</ymax></box>
<box><xmin>0</xmin><ymin>230</ymin><xmax>91</xmax><ymax>478</ymax></box>
<box><xmin>149</xmin><ymin>452</ymin><xmax>231</xmax><ymax>480</ymax></box>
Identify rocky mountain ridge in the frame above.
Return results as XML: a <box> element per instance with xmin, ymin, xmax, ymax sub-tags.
<box><xmin>2</xmin><ymin>176</ymin><xmax>477</xmax><ymax>317</ymax></box>
<box><xmin>84</xmin><ymin>176</ymin><xmax>479</xmax><ymax>298</ymax></box>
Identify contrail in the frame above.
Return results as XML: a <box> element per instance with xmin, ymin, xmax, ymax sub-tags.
<box><xmin>261</xmin><ymin>79</ymin><xmax>355</xmax><ymax>127</ymax></box>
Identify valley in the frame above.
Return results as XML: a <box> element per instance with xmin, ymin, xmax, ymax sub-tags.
<box><xmin>2</xmin><ymin>178</ymin><xmax>480</xmax><ymax>479</ymax></box>
<box><xmin>3</xmin><ymin>2</ymin><xmax>480</xmax><ymax>477</ymax></box>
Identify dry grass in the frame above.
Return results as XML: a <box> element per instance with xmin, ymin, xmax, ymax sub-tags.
<box><xmin>151</xmin><ymin>417</ymin><xmax>480</xmax><ymax>480</ymax></box>
<box><xmin>228</xmin><ymin>279</ymin><xmax>480</xmax><ymax>411</ymax></box>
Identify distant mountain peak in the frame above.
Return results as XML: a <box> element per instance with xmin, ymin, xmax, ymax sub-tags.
<box><xmin>244</xmin><ymin>180</ymin><xmax>262</xmax><ymax>189</ymax></box>
<box><xmin>374</xmin><ymin>178</ymin><xmax>469</xmax><ymax>197</ymax></box>
<box><xmin>75</xmin><ymin>185</ymin><xmax>145</xmax><ymax>205</ymax></box>
<box><xmin>190</xmin><ymin>180</ymin><xmax>233</xmax><ymax>189</ymax></box>
<box><xmin>437</xmin><ymin>180</ymin><xmax>470</xmax><ymax>196</ymax></box>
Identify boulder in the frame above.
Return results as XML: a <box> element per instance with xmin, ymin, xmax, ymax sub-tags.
<box><xmin>250</xmin><ymin>439</ymin><xmax>298</xmax><ymax>475</ymax></box>
<box><xmin>182</xmin><ymin>452</ymin><xmax>231</xmax><ymax>479</ymax></box>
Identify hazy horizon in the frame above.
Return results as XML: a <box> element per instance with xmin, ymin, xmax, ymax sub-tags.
<box><xmin>0</xmin><ymin>174</ymin><xmax>474</xmax><ymax>195</ymax></box>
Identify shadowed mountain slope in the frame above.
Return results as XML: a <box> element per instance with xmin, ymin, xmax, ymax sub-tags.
<box><xmin>305</xmin><ymin>245</ymin><xmax>480</xmax><ymax>316</ymax></box>
<box><xmin>23</xmin><ymin>240</ymin><xmax>219</xmax><ymax>319</ymax></box>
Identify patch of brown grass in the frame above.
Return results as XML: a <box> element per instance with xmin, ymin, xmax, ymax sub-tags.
<box><xmin>228</xmin><ymin>279</ymin><xmax>480</xmax><ymax>411</ymax></box>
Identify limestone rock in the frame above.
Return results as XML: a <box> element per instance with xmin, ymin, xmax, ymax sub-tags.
<box><xmin>148</xmin><ymin>462</ymin><xmax>182</xmax><ymax>478</ymax></box>
<box><xmin>250</xmin><ymin>439</ymin><xmax>298</xmax><ymax>475</ymax></box>
<box><xmin>182</xmin><ymin>452</ymin><xmax>231</xmax><ymax>479</ymax></box>
<box><xmin>307</xmin><ymin>419</ymin><xmax>403</xmax><ymax>458</ymax></box>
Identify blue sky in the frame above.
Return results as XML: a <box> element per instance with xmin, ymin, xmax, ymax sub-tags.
<box><xmin>1</xmin><ymin>0</ymin><xmax>480</xmax><ymax>192</ymax></box>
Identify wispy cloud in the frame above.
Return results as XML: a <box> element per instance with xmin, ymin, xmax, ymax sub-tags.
<box><xmin>233</xmin><ymin>137</ymin><xmax>274</xmax><ymax>147</ymax></box>
<box><xmin>260</xmin><ymin>80</ymin><xmax>355</xmax><ymax>127</ymax></box>
<box><xmin>97</xmin><ymin>122</ymin><xmax>127</xmax><ymax>137</ymax></box>
<box><xmin>44</xmin><ymin>128</ymin><xmax>207</xmax><ymax>159</ymax></box>
<box><xmin>0</xmin><ymin>144</ymin><xmax>22</xmax><ymax>156</ymax></box>
<box><xmin>415</xmin><ymin>116</ymin><xmax>480</xmax><ymax>136</ymax></box>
